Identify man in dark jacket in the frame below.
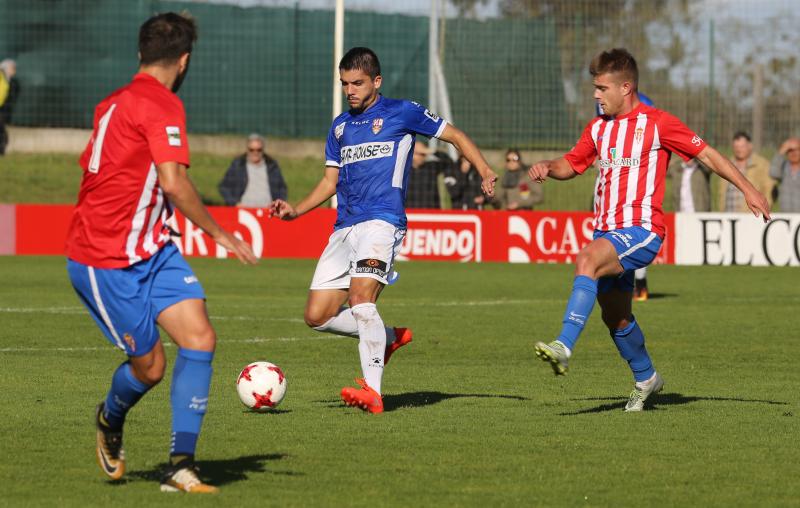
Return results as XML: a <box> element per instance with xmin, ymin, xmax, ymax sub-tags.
<box><xmin>406</xmin><ymin>142</ymin><xmax>446</xmax><ymax>209</ymax></box>
<box><xmin>218</xmin><ymin>133</ymin><xmax>287</xmax><ymax>206</ymax></box>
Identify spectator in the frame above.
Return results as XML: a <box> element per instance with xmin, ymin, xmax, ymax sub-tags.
<box><xmin>218</xmin><ymin>133</ymin><xmax>287</xmax><ymax>207</ymax></box>
<box><xmin>406</xmin><ymin>142</ymin><xmax>442</xmax><ymax>209</ymax></box>
<box><xmin>670</xmin><ymin>158</ymin><xmax>711</xmax><ymax>212</ymax></box>
<box><xmin>494</xmin><ymin>148</ymin><xmax>543</xmax><ymax>210</ymax></box>
<box><xmin>770</xmin><ymin>137</ymin><xmax>800</xmax><ymax>212</ymax></box>
<box><xmin>718</xmin><ymin>131</ymin><xmax>774</xmax><ymax>212</ymax></box>
<box><xmin>445</xmin><ymin>155</ymin><xmax>486</xmax><ymax>210</ymax></box>
<box><xmin>0</xmin><ymin>59</ymin><xmax>20</xmax><ymax>155</ymax></box>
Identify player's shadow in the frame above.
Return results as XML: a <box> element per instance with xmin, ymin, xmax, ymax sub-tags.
<box><xmin>318</xmin><ymin>391</ymin><xmax>528</xmax><ymax>412</ymax></box>
<box><xmin>117</xmin><ymin>453</ymin><xmax>297</xmax><ymax>487</ymax></box>
<box><xmin>383</xmin><ymin>391</ymin><xmax>529</xmax><ymax>412</ymax></box>
<box><xmin>637</xmin><ymin>292</ymin><xmax>678</xmax><ymax>300</ymax></box>
<box><xmin>559</xmin><ymin>392</ymin><xmax>788</xmax><ymax>416</ymax></box>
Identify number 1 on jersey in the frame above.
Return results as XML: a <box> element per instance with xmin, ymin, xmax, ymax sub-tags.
<box><xmin>88</xmin><ymin>104</ymin><xmax>117</xmax><ymax>173</ymax></box>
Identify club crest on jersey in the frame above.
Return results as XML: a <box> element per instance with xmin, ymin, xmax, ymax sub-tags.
<box><xmin>610</xmin><ymin>147</ymin><xmax>619</xmax><ymax>160</ymax></box>
<box><xmin>166</xmin><ymin>126</ymin><xmax>181</xmax><ymax>147</ymax></box>
<box><xmin>335</xmin><ymin>122</ymin><xmax>346</xmax><ymax>140</ymax></box>
<box><xmin>372</xmin><ymin>118</ymin><xmax>384</xmax><ymax>135</ymax></box>
<box><xmin>635</xmin><ymin>128</ymin><xmax>644</xmax><ymax>142</ymax></box>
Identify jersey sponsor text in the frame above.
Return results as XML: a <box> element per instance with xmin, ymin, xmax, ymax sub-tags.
<box><xmin>340</xmin><ymin>141</ymin><xmax>394</xmax><ymax>165</ymax></box>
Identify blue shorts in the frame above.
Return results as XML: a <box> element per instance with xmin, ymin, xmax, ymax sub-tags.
<box><xmin>67</xmin><ymin>242</ymin><xmax>206</xmax><ymax>356</ymax></box>
<box><xmin>594</xmin><ymin>227</ymin><xmax>662</xmax><ymax>294</ymax></box>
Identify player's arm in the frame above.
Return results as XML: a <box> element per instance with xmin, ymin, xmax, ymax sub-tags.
<box><xmin>695</xmin><ymin>145</ymin><xmax>771</xmax><ymax>221</ymax></box>
<box><xmin>531</xmin><ymin>119</ymin><xmax>595</xmax><ymax>183</ymax></box>
<box><xmin>270</xmin><ymin>166</ymin><xmax>339</xmax><ymax>221</ymax></box>
<box><xmin>528</xmin><ymin>157</ymin><xmax>578</xmax><ymax>182</ymax></box>
<box><xmin>438</xmin><ymin>124</ymin><xmax>497</xmax><ymax>197</ymax></box>
<box><xmin>157</xmin><ymin>161</ymin><xmax>258</xmax><ymax>264</ymax></box>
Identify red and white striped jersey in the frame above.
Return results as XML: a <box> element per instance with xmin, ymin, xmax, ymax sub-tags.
<box><xmin>565</xmin><ymin>104</ymin><xmax>706</xmax><ymax>237</ymax></box>
<box><xmin>66</xmin><ymin>73</ymin><xmax>190</xmax><ymax>268</ymax></box>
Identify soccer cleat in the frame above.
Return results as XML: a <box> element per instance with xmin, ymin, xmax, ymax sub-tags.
<box><xmin>633</xmin><ymin>279</ymin><xmax>649</xmax><ymax>302</ymax></box>
<box><xmin>340</xmin><ymin>378</ymin><xmax>384</xmax><ymax>414</ymax></box>
<box><xmin>624</xmin><ymin>372</ymin><xmax>664</xmax><ymax>412</ymax></box>
<box><xmin>534</xmin><ymin>340</ymin><xmax>569</xmax><ymax>376</ymax></box>
<box><xmin>95</xmin><ymin>403</ymin><xmax>125</xmax><ymax>480</ymax></box>
<box><xmin>385</xmin><ymin>327</ymin><xmax>413</xmax><ymax>365</ymax></box>
<box><xmin>160</xmin><ymin>460</ymin><xmax>219</xmax><ymax>494</ymax></box>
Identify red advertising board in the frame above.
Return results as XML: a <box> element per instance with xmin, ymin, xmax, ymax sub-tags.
<box><xmin>4</xmin><ymin>204</ymin><xmax>674</xmax><ymax>264</ymax></box>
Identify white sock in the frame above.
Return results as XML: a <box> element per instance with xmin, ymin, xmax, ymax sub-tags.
<box><xmin>634</xmin><ymin>267</ymin><xmax>647</xmax><ymax>281</ymax></box>
<box><xmin>314</xmin><ymin>306</ymin><xmax>396</xmax><ymax>344</ymax></box>
<box><xmin>351</xmin><ymin>303</ymin><xmax>386</xmax><ymax>394</ymax></box>
<box><xmin>313</xmin><ymin>307</ymin><xmax>358</xmax><ymax>337</ymax></box>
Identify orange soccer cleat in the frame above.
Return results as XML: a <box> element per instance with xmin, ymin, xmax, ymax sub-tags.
<box><xmin>340</xmin><ymin>378</ymin><xmax>383</xmax><ymax>414</ymax></box>
<box><xmin>384</xmin><ymin>327</ymin><xmax>413</xmax><ymax>365</ymax></box>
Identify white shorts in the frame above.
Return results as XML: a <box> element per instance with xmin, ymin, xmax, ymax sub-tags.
<box><xmin>309</xmin><ymin>219</ymin><xmax>405</xmax><ymax>290</ymax></box>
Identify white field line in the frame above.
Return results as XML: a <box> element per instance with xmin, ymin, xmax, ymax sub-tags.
<box><xmin>0</xmin><ymin>306</ymin><xmax>305</xmax><ymax>323</ymax></box>
<box><xmin>0</xmin><ymin>335</ymin><xmax>342</xmax><ymax>353</ymax></box>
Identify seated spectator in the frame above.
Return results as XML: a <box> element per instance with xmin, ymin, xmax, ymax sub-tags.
<box><xmin>770</xmin><ymin>137</ymin><xmax>800</xmax><ymax>212</ymax></box>
<box><xmin>406</xmin><ymin>142</ymin><xmax>442</xmax><ymax>209</ymax></box>
<box><xmin>445</xmin><ymin>155</ymin><xmax>485</xmax><ymax>210</ymax></box>
<box><xmin>218</xmin><ymin>133</ymin><xmax>287</xmax><ymax>207</ymax></box>
<box><xmin>670</xmin><ymin>158</ymin><xmax>711</xmax><ymax>212</ymax></box>
<box><xmin>718</xmin><ymin>131</ymin><xmax>773</xmax><ymax>212</ymax></box>
<box><xmin>493</xmin><ymin>148</ymin><xmax>543</xmax><ymax>210</ymax></box>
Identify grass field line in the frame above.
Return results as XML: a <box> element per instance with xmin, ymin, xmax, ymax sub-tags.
<box><xmin>0</xmin><ymin>305</ymin><xmax>85</xmax><ymax>314</ymax></box>
<box><xmin>392</xmin><ymin>298</ymin><xmax>540</xmax><ymax>307</ymax></box>
<box><xmin>0</xmin><ymin>335</ymin><xmax>338</xmax><ymax>353</ymax></box>
<box><xmin>0</xmin><ymin>306</ymin><xmax>304</xmax><ymax>323</ymax></box>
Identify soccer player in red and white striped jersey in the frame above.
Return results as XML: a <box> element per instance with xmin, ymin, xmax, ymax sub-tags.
<box><xmin>530</xmin><ymin>48</ymin><xmax>770</xmax><ymax>411</ymax></box>
<box><xmin>65</xmin><ymin>13</ymin><xmax>256</xmax><ymax>492</ymax></box>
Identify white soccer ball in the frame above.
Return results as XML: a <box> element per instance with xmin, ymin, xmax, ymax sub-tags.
<box><xmin>236</xmin><ymin>361</ymin><xmax>287</xmax><ymax>411</ymax></box>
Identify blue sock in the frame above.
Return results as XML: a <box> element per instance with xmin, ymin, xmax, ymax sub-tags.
<box><xmin>611</xmin><ymin>317</ymin><xmax>655</xmax><ymax>382</ymax></box>
<box><xmin>170</xmin><ymin>348</ymin><xmax>214</xmax><ymax>457</ymax></box>
<box><xmin>103</xmin><ymin>362</ymin><xmax>152</xmax><ymax>430</ymax></box>
<box><xmin>556</xmin><ymin>275</ymin><xmax>598</xmax><ymax>351</ymax></box>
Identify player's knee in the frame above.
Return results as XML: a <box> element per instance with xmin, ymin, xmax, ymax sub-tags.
<box><xmin>131</xmin><ymin>360</ymin><xmax>165</xmax><ymax>386</ymax></box>
<box><xmin>184</xmin><ymin>327</ymin><xmax>216</xmax><ymax>352</ymax></box>
<box><xmin>304</xmin><ymin>307</ymin><xmax>331</xmax><ymax>328</ymax></box>
<box><xmin>575</xmin><ymin>250</ymin><xmax>597</xmax><ymax>277</ymax></box>
<box><xmin>602</xmin><ymin>312</ymin><xmax>630</xmax><ymax>332</ymax></box>
<box><xmin>198</xmin><ymin>328</ymin><xmax>217</xmax><ymax>350</ymax></box>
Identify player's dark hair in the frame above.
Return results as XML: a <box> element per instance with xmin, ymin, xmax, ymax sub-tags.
<box><xmin>733</xmin><ymin>131</ymin><xmax>752</xmax><ymax>142</ymax></box>
<box><xmin>590</xmin><ymin>48</ymin><xmax>638</xmax><ymax>89</ymax></box>
<box><xmin>339</xmin><ymin>47</ymin><xmax>381</xmax><ymax>79</ymax></box>
<box><xmin>139</xmin><ymin>12</ymin><xmax>198</xmax><ymax>65</ymax></box>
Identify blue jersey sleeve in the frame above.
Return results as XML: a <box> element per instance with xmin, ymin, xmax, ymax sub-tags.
<box><xmin>325</xmin><ymin>120</ymin><xmax>345</xmax><ymax>167</ymax></box>
<box><xmin>401</xmin><ymin>101</ymin><xmax>447</xmax><ymax>138</ymax></box>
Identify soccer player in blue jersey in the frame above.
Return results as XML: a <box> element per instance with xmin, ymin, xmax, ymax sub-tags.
<box><xmin>271</xmin><ymin>47</ymin><xmax>497</xmax><ymax>413</ymax></box>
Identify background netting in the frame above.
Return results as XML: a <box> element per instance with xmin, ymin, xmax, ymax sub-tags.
<box><xmin>2</xmin><ymin>0</ymin><xmax>797</xmax><ymax>149</ymax></box>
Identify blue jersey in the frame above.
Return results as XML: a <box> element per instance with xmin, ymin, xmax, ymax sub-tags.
<box><xmin>325</xmin><ymin>95</ymin><xmax>447</xmax><ymax>229</ymax></box>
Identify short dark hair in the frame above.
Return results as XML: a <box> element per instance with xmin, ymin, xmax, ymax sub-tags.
<box><xmin>339</xmin><ymin>47</ymin><xmax>381</xmax><ymax>79</ymax></box>
<box><xmin>732</xmin><ymin>131</ymin><xmax>751</xmax><ymax>142</ymax></box>
<box><xmin>139</xmin><ymin>12</ymin><xmax>197</xmax><ymax>65</ymax></box>
<box><xmin>589</xmin><ymin>48</ymin><xmax>638</xmax><ymax>88</ymax></box>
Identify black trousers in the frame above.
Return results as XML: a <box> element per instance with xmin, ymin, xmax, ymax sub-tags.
<box><xmin>0</xmin><ymin>121</ymin><xmax>7</xmax><ymax>155</ymax></box>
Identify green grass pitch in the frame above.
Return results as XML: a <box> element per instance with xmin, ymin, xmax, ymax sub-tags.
<box><xmin>0</xmin><ymin>257</ymin><xmax>798</xmax><ymax>506</ymax></box>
